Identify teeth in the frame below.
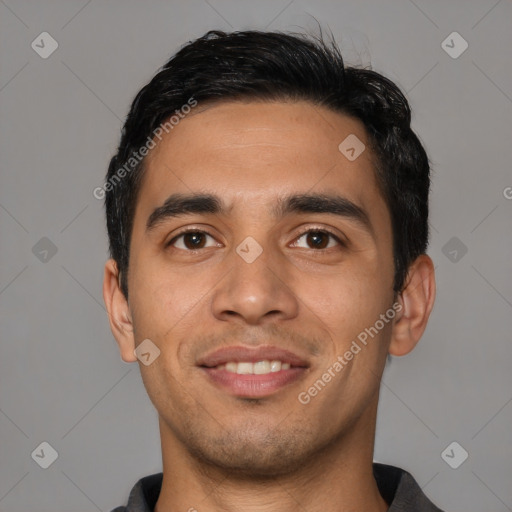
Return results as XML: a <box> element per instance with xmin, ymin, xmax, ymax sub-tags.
<box><xmin>217</xmin><ymin>360</ymin><xmax>291</xmax><ymax>375</ymax></box>
<box><xmin>254</xmin><ymin>360</ymin><xmax>270</xmax><ymax>374</ymax></box>
<box><xmin>225</xmin><ymin>362</ymin><xmax>237</xmax><ymax>373</ymax></box>
<box><xmin>270</xmin><ymin>360</ymin><xmax>281</xmax><ymax>372</ymax></box>
<box><xmin>236</xmin><ymin>362</ymin><xmax>253</xmax><ymax>375</ymax></box>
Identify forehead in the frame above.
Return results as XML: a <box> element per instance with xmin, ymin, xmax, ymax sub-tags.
<box><xmin>147</xmin><ymin>100</ymin><xmax>368</xmax><ymax>166</ymax></box>
<box><xmin>134</xmin><ymin>100</ymin><xmax>388</xmax><ymax>231</ymax></box>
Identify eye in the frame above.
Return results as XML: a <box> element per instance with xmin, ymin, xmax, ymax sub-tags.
<box><xmin>291</xmin><ymin>229</ymin><xmax>343</xmax><ymax>250</ymax></box>
<box><xmin>168</xmin><ymin>230</ymin><xmax>220</xmax><ymax>251</ymax></box>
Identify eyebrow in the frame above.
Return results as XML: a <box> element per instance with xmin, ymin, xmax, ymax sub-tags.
<box><xmin>273</xmin><ymin>194</ymin><xmax>373</xmax><ymax>234</ymax></box>
<box><xmin>146</xmin><ymin>193</ymin><xmax>224</xmax><ymax>232</ymax></box>
<box><xmin>146</xmin><ymin>192</ymin><xmax>373</xmax><ymax>235</ymax></box>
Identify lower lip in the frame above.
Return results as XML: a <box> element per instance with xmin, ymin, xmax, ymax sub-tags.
<box><xmin>201</xmin><ymin>367</ymin><xmax>307</xmax><ymax>398</ymax></box>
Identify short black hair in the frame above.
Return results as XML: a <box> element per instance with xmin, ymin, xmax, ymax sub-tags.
<box><xmin>104</xmin><ymin>29</ymin><xmax>430</xmax><ymax>299</ymax></box>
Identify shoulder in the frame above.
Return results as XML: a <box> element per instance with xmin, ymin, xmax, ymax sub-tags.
<box><xmin>110</xmin><ymin>473</ymin><xmax>163</xmax><ymax>512</ymax></box>
<box><xmin>373</xmin><ymin>462</ymin><xmax>445</xmax><ymax>512</ymax></box>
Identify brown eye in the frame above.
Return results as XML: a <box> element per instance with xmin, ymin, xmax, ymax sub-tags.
<box><xmin>169</xmin><ymin>231</ymin><xmax>218</xmax><ymax>250</ymax></box>
<box><xmin>183</xmin><ymin>232</ymin><xmax>206</xmax><ymax>249</ymax></box>
<box><xmin>306</xmin><ymin>231</ymin><xmax>330</xmax><ymax>249</ymax></box>
<box><xmin>292</xmin><ymin>230</ymin><xmax>341</xmax><ymax>250</ymax></box>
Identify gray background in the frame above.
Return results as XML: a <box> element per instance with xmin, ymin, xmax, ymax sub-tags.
<box><xmin>1</xmin><ymin>0</ymin><xmax>511</xmax><ymax>511</ymax></box>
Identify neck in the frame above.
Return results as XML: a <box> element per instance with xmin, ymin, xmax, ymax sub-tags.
<box><xmin>154</xmin><ymin>397</ymin><xmax>388</xmax><ymax>512</ymax></box>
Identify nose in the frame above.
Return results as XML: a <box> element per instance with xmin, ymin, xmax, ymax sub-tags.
<box><xmin>211</xmin><ymin>245</ymin><xmax>299</xmax><ymax>326</ymax></box>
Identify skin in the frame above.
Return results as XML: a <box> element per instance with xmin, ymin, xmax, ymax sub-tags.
<box><xmin>103</xmin><ymin>100</ymin><xmax>435</xmax><ymax>512</ymax></box>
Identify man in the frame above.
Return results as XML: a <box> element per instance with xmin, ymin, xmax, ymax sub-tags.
<box><xmin>103</xmin><ymin>30</ymin><xmax>441</xmax><ymax>511</ymax></box>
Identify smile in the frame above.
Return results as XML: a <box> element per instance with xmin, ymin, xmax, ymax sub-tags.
<box><xmin>216</xmin><ymin>360</ymin><xmax>291</xmax><ymax>374</ymax></box>
<box><xmin>198</xmin><ymin>346</ymin><xmax>309</xmax><ymax>398</ymax></box>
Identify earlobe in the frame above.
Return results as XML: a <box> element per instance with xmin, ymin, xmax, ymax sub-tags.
<box><xmin>103</xmin><ymin>259</ymin><xmax>137</xmax><ymax>362</ymax></box>
<box><xmin>389</xmin><ymin>255</ymin><xmax>436</xmax><ymax>357</ymax></box>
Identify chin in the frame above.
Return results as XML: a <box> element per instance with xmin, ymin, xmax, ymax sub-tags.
<box><xmin>185</xmin><ymin>422</ymin><xmax>320</xmax><ymax>477</ymax></box>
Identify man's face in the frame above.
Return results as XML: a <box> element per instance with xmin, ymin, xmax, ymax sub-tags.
<box><xmin>126</xmin><ymin>100</ymin><xmax>396</xmax><ymax>474</ymax></box>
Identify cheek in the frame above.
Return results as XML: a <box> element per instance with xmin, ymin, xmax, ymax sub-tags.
<box><xmin>128</xmin><ymin>253</ymin><xmax>221</xmax><ymax>343</ymax></box>
<box><xmin>127</xmin><ymin>255</ymin><xmax>181</xmax><ymax>337</ymax></box>
<box><xmin>297</xmin><ymin>261</ymin><xmax>389</xmax><ymax>340</ymax></box>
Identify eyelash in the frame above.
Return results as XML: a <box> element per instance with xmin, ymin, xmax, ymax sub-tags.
<box><xmin>166</xmin><ymin>227</ymin><xmax>346</xmax><ymax>251</ymax></box>
<box><xmin>293</xmin><ymin>228</ymin><xmax>346</xmax><ymax>250</ymax></box>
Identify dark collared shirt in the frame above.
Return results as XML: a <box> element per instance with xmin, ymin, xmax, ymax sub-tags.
<box><xmin>111</xmin><ymin>463</ymin><xmax>444</xmax><ymax>511</ymax></box>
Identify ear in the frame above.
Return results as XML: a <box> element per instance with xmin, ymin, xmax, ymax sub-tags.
<box><xmin>389</xmin><ymin>254</ymin><xmax>436</xmax><ymax>357</ymax></box>
<box><xmin>103</xmin><ymin>259</ymin><xmax>137</xmax><ymax>362</ymax></box>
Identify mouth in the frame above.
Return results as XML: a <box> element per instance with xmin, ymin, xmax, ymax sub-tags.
<box><xmin>197</xmin><ymin>346</ymin><xmax>310</xmax><ymax>398</ymax></box>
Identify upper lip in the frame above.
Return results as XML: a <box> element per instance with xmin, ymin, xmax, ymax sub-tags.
<box><xmin>197</xmin><ymin>346</ymin><xmax>310</xmax><ymax>368</ymax></box>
